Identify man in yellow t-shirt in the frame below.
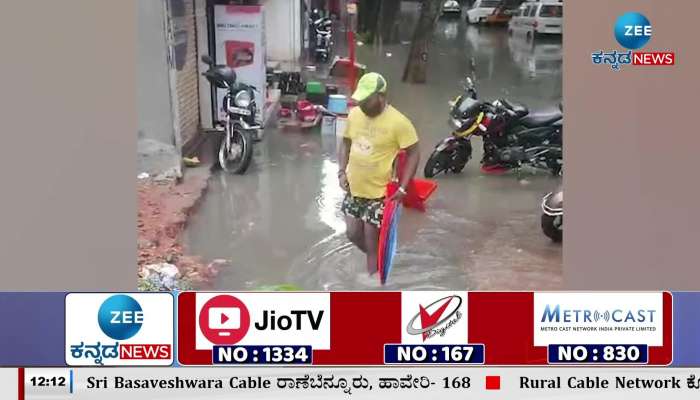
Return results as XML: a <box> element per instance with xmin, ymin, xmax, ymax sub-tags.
<box><xmin>338</xmin><ymin>72</ymin><xmax>420</xmax><ymax>275</ymax></box>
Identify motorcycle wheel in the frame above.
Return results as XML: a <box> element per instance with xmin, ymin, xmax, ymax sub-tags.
<box><xmin>451</xmin><ymin>162</ymin><xmax>467</xmax><ymax>174</ymax></box>
<box><xmin>541</xmin><ymin>214</ymin><xmax>562</xmax><ymax>243</ymax></box>
<box><xmin>219</xmin><ymin>125</ymin><xmax>253</xmax><ymax>175</ymax></box>
<box><xmin>451</xmin><ymin>142</ymin><xmax>471</xmax><ymax>173</ymax></box>
<box><xmin>424</xmin><ymin>151</ymin><xmax>451</xmax><ymax>178</ymax></box>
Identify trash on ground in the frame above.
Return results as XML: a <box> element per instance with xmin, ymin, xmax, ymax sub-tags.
<box><xmin>141</xmin><ymin>263</ymin><xmax>180</xmax><ymax>290</ymax></box>
<box><xmin>138</xmin><ymin>172</ymin><xmax>150</xmax><ymax>180</ymax></box>
<box><xmin>183</xmin><ymin>156</ymin><xmax>200</xmax><ymax>167</ymax></box>
<box><xmin>209</xmin><ymin>259</ymin><xmax>230</xmax><ymax>268</ymax></box>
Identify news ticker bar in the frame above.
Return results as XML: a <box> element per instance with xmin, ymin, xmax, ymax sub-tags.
<box><xmin>16</xmin><ymin>367</ymin><xmax>700</xmax><ymax>400</ymax></box>
<box><xmin>1</xmin><ymin>291</ymin><xmax>700</xmax><ymax>366</ymax></box>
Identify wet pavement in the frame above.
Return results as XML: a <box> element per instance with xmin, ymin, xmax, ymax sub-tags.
<box><xmin>184</xmin><ymin>3</ymin><xmax>563</xmax><ymax>291</ymax></box>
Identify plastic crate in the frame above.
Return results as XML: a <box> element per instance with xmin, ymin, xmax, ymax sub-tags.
<box><xmin>328</xmin><ymin>94</ymin><xmax>348</xmax><ymax>114</ymax></box>
<box><xmin>305</xmin><ymin>81</ymin><xmax>325</xmax><ymax>94</ymax></box>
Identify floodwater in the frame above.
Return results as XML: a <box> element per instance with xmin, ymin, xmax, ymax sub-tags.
<box><xmin>184</xmin><ymin>4</ymin><xmax>563</xmax><ymax>291</ymax></box>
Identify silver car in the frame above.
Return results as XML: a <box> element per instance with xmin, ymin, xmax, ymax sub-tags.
<box><xmin>442</xmin><ymin>0</ymin><xmax>462</xmax><ymax>16</ymax></box>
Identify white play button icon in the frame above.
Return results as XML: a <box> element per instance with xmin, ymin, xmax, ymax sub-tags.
<box><xmin>209</xmin><ymin>307</ymin><xmax>240</xmax><ymax>331</ymax></box>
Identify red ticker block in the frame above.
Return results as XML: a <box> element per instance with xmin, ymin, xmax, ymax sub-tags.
<box><xmin>485</xmin><ymin>375</ymin><xmax>501</xmax><ymax>390</ymax></box>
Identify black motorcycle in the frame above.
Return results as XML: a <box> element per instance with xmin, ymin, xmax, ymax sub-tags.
<box><xmin>424</xmin><ymin>85</ymin><xmax>563</xmax><ymax>178</ymax></box>
<box><xmin>310</xmin><ymin>10</ymin><xmax>333</xmax><ymax>63</ymax></box>
<box><xmin>422</xmin><ymin>76</ymin><xmax>479</xmax><ymax>177</ymax></box>
<box><xmin>541</xmin><ymin>185</ymin><xmax>563</xmax><ymax>242</ymax></box>
<box><xmin>201</xmin><ymin>55</ymin><xmax>259</xmax><ymax>174</ymax></box>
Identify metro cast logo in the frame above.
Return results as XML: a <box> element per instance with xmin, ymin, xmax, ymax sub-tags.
<box><xmin>65</xmin><ymin>293</ymin><xmax>174</xmax><ymax>366</ymax></box>
<box><xmin>533</xmin><ymin>293</ymin><xmax>665</xmax><ymax>347</ymax></box>
<box><xmin>540</xmin><ymin>305</ymin><xmax>657</xmax><ymax>324</ymax></box>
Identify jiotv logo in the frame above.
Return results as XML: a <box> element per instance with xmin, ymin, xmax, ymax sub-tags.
<box><xmin>592</xmin><ymin>12</ymin><xmax>675</xmax><ymax>71</ymax></box>
<box><xmin>401</xmin><ymin>292</ymin><xmax>468</xmax><ymax>344</ymax></box>
<box><xmin>194</xmin><ymin>293</ymin><xmax>330</xmax><ymax>350</ymax></box>
<box><xmin>65</xmin><ymin>293</ymin><xmax>174</xmax><ymax>366</ymax></box>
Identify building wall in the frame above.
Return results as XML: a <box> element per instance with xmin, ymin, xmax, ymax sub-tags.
<box><xmin>195</xmin><ymin>0</ymin><xmax>213</xmax><ymax>129</ymax></box>
<box><xmin>138</xmin><ymin>0</ymin><xmax>175</xmax><ymax>148</ymax></box>
<box><xmin>261</xmin><ymin>0</ymin><xmax>302</xmax><ymax>62</ymax></box>
<box><xmin>137</xmin><ymin>0</ymin><xmax>180</xmax><ymax>177</ymax></box>
<box><xmin>169</xmin><ymin>0</ymin><xmax>202</xmax><ymax>146</ymax></box>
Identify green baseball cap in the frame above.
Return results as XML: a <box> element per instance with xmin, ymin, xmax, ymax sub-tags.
<box><xmin>351</xmin><ymin>72</ymin><xmax>387</xmax><ymax>102</ymax></box>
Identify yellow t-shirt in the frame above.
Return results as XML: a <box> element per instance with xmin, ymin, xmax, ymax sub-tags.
<box><xmin>343</xmin><ymin>105</ymin><xmax>419</xmax><ymax>199</ymax></box>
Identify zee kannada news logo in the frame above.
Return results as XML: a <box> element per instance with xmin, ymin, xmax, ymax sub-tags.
<box><xmin>592</xmin><ymin>12</ymin><xmax>675</xmax><ymax>70</ymax></box>
<box><xmin>405</xmin><ymin>295</ymin><xmax>463</xmax><ymax>342</ymax></box>
<box><xmin>69</xmin><ymin>294</ymin><xmax>172</xmax><ymax>365</ymax></box>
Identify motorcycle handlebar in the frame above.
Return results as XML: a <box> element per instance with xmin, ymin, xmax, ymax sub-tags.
<box><xmin>488</xmin><ymin>101</ymin><xmax>516</xmax><ymax>117</ymax></box>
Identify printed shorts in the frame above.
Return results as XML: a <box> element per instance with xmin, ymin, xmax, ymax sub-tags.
<box><xmin>341</xmin><ymin>194</ymin><xmax>385</xmax><ymax>228</ymax></box>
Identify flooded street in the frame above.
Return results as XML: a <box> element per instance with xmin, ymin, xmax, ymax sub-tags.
<box><xmin>185</xmin><ymin>4</ymin><xmax>563</xmax><ymax>291</ymax></box>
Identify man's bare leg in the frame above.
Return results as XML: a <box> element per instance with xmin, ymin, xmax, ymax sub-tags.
<box><xmin>363</xmin><ymin>221</ymin><xmax>380</xmax><ymax>275</ymax></box>
<box><xmin>345</xmin><ymin>216</ymin><xmax>367</xmax><ymax>253</ymax></box>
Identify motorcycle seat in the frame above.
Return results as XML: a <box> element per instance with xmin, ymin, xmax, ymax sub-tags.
<box><xmin>520</xmin><ymin>109</ymin><xmax>563</xmax><ymax>128</ymax></box>
<box><xmin>501</xmin><ymin>99</ymin><xmax>529</xmax><ymax>118</ymax></box>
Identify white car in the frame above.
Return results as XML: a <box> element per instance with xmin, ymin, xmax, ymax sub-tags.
<box><xmin>466</xmin><ymin>0</ymin><xmax>501</xmax><ymax>24</ymax></box>
<box><xmin>508</xmin><ymin>1</ymin><xmax>563</xmax><ymax>39</ymax></box>
<box><xmin>508</xmin><ymin>34</ymin><xmax>562</xmax><ymax>77</ymax></box>
<box><xmin>441</xmin><ymin>0</ymin><xmax>462</xmax><ymax>16</ymax></box>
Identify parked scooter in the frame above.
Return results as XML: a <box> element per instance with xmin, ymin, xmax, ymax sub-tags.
<box><xmin>424</xmin><ymin>77</ymin><xmax>563</xmax><ymax>178</ymax></box>
<box><xmin>310</xmin><ymin>9</ymin><xmax>333</xmax><ymax>63</ymax></box>
<box><xmin>541</xmin><ymin>185</ymin><xmax>563</xmax><ymax>242</ymax></box>
<box><xmin>201</xmin><ymin>55</ymin><xmax>259</xmax><ymax>174</ymax></box>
